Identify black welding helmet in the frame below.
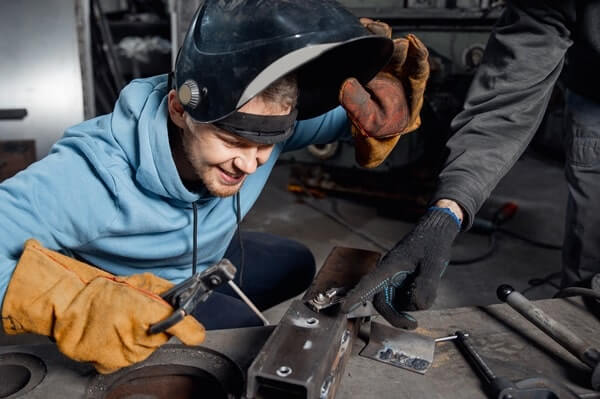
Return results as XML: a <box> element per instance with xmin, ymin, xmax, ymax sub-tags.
<box><xmin>174</xmin><ymin>0</ymin><xmax>393</xmax><ymax>131</ymax></box>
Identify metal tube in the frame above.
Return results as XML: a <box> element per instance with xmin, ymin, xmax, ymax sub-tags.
<box><xmin>455</xmin><ymin>331</ymin><xmax>496</xmax><ymax>384</ymax></box>
<box><xmin>497</xmin><ymin>284</ymin><xmax>600</xmax><ymax>368</ymax></box>
<box><xmin>228</xmin><ymin>281</ymin><xmax>270</xmax><ymax>326</ymax></box>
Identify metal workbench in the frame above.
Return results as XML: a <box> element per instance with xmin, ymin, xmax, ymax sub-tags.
<box><xmin>1</xmin><ymin>295</ymin><xmax>599</xmax><ymax>398</ymax></box>
<box><xmin>338</xmin><ymin>297</ymin><xmax>600</xmax><ymax>398</ymax></box>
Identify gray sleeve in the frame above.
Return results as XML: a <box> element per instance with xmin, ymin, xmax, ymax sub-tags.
<box><xmin>433</xmin><ymin>0</ymin><xmax>574</xmax><ymax>228</ymax></box>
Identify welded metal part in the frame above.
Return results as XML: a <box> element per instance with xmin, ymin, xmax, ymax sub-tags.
<box><xmin>360</xmin><ymin>322</ymin><xmax>440</xmax><ymax>374</ymax></box>
<box><xmin>305</xmin><ymin>286</ymin><xmax>376</xmax><ymax>319</ymax></box>
<box><xmin>346</xmin><ymin>301</ymin><xmax>377</xmax><ymax>319</ymax></box>
<box><xmin>246</xmin><ymin>300</ymin><xmax>352</xmax><ymax>399</ymax></box>
<box><xmin>305</xmin><ymin>287</ymin><xmax>347</xmax><ymax>312</ymax></box>
<box><xmin>87</xmin><ymin>346</ymin><xmax>243</xmax><ymax>399</ymax></box>
<box><xmin>247</xmin><ymin>247</ymin><xmax>380</xmax><ymax>399</ymax></box>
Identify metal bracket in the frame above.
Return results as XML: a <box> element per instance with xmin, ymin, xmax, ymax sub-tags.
<box><xmin>360</xmin><ymin>322</ymin><xmax>458</xmax><ymax>375</ymax></box>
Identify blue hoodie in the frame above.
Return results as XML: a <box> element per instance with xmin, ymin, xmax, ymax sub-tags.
<box><xmin>0</xmin><ymin>74</ymin><xmax>350</xmax><ymax>304</ymax></box>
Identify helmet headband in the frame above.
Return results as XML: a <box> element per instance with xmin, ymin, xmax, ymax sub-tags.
<box><xmin>213</xmin><ymin>109</ymin><xmax>298</xmax><ymax>144</ymax></box>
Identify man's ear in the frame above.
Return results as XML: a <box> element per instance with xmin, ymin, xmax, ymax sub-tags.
<box><xmin>168</xmin><ymin>89</ymin><xmax>186</xmax><ymax>129</ymax></box>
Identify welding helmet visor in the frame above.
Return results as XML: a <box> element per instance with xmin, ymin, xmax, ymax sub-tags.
<box><xmin>173</xmin><ymin>0</ymin><xmax>393</xmax><ymax>144</ymax></box>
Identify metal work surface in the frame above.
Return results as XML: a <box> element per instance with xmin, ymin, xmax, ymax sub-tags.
<box><xmin>338</xmin><ymin>297</ymin><xmax>600</xmax><ymax>398</ymax></box>
<box><xmin>0</xmin><ymin>327</ymin><xmax>273</xmax><ymax>399</ymax></box>
<box><xmin>0</xmin><ymin>296</ymin><xmax>598</xmax><ymax>398</ymax></box>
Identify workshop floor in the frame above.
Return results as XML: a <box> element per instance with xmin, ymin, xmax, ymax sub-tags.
<box><xmin>249</xmin><ymin>149</ymin><xmax>568</xmax><ymax>324</ymax></box>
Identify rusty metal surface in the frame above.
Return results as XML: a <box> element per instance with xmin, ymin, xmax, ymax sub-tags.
<box><xmin>87</xmin><ymin>345</ymin><xmax>244</xmax><ymax>399</ymax></box>
<box><xmin>247</xmin><ymin>247</ymin><xmax>380</xmax><ymax>399</ymax></box>
<box><xmin>0</xmin><ymin>326</ymin><xmax>273</xmax><ymax>399</ymax></box>
<box><xmin>338</xmin><ymin>297</ymin><xmax>600</xmax><ymax>399</ymax></box>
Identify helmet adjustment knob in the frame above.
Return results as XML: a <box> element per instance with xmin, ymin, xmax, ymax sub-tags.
<box><xmin>178</xmin><ymin>79</ymin><xmax>204</xmax><ymax>109</ymax></box>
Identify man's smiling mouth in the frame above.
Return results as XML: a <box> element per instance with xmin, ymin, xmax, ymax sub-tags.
<box><xmin>217</xmin><ymin>166</ymin><xmax>245</xmax><ymax>185</ymax></box>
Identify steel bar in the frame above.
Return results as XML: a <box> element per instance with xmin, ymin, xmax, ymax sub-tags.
<box><xmin>228</xmin><ymin>280</ymin><xmax>270</xmax><ymax>326</ymax></box>
<box><xmin>246</xmin><ymin>247</ymin><xmax>380</xmax><ymax>399</ymax></box>
<box><xmin>498</xmin><ymin>284</ymin><xmax>600</xmax><ymax>369</ymax></box>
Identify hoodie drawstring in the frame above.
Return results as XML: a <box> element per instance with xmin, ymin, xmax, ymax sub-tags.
<box><xmin>190</xmin><ymin>193</ymin><xmax>244</xmax><ymax>285</ymax></box>
<box><xmin>235</xmin><ymin>192</ymin><xmax>245</xmax><ymax>287</ymax></box>
<box><xmin>192</xmin><ymin>201</ymin><xmax>198</xmax><ymax>275</ymax></box>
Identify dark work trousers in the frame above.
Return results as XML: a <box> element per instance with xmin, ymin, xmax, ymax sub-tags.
<box><xmin>191</xmin><ymin>231</ymin><xmax>315</xmax><ymax>329</ymax></box>
<box><xmin>562</xmin><ymin>90</ymin><xmax>600</xmax><ymax>286</ymax></box>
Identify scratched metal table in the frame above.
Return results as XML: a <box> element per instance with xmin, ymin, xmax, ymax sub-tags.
<box><xmin>1</xmin><ymin>297</ymin><xmax>599</xmax><ymax>398</ymax></box>
<box><xmin>338</xmin><ymin>296</ymin><xmax>600</xmax><ymax>399</ymax></box>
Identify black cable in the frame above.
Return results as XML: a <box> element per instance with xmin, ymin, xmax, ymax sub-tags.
<box><xmin>554</xmin><ymin>287</ymin><xmax>600</xmax><ymax>300</ymax></box>
<box><xmin>300</xmin><ymin>196</ymin><xmax>390</xmax><ymax>252</ymax></box>
<box><xmin>292</xmin><ymin>180</ymin><xmax>391</xmax><ymax>252</ymax></box>
<box><xmin>296</xmin><ymin>191</ymin><xmax>557</xmax><ymax>266</ymax></box>
<box><xmin>236</xmin><ymin>192</ymin><xmax>245</xmax><ymax>288</ymax></box>
<box><xmin>192</xmin><ymin>201</ymin><xmax>198</xmax><ymax>276</ymax></box>
<box><xmin>522</xmin><ymin>271</ymin><xmax>562</xmax><ymax>295</ymax></box>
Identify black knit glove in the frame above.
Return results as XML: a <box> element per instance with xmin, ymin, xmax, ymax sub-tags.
<box><xmin>341</xmin><ymin>207</ymin><xmax>460</xmax><ymax>329</ymax></box>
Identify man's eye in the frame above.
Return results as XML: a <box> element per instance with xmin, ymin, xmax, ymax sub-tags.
<box><xmin>222</xmin><ymin>139</ymin><xmax>240</xmax><ymax>146</ymax></box>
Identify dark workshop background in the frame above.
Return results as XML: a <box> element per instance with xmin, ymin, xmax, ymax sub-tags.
<box><xmin>0</xmin><ymin>0</ymin><xmax>567</xmax><ymax>326</ymax></box>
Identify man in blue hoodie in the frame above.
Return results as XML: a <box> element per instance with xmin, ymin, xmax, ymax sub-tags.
<box><xmin>0</xmin><ymin>1</ymin><xmax>429</xmax><ymax>374</ymax></box>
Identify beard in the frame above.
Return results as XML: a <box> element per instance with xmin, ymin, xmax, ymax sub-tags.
<box><xmin>201</xmin><ymin>169</ymin><xmax>244</xmax><ymax>197</ymax></box>
<box><xmin>183</xmin><ymin>148</ymin><xmax>244</xmax><ymax>197</ymax></box>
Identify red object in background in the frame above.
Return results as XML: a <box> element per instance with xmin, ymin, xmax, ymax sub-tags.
<box><xmin>493</xmin><ymin>202</ymin><xmax>519</xmax><ymax>225</ymax></box>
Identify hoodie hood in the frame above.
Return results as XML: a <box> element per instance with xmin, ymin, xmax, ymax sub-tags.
<box><xmin>110</xmin><ymin>74</ymin><xmax>204</xmax><ymax>205</ymax></box>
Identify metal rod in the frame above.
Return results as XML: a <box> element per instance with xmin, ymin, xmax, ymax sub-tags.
<box><xmin>228</xmin><ymin>281</ymin><xmax>270</xmax><ymax>326</ymax></box>
<box><xmin>435</xmin><ymin>334</ymin><xmax>463</xmax><ymax>343</ymax></box>
<box><xmin>497</xmin><ymin>284</ymin><xmax>600</xmax><ymax>368</ymax></box>
<box><xmin>455</xmin><ymin>330</ymin><xmax>496</xmax><ymax>385</ymax></box>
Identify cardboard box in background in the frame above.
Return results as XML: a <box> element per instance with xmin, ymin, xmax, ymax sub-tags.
<box><xmin>0</xmin><ymin>140</ymin><xmax>36</xmax><ymax>182</ymax></box>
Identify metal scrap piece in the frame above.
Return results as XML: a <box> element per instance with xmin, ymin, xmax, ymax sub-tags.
<box><xmin>360</xmin><ymin>322</ymin><xmax>439</xmax><ymax>375</ymax></box>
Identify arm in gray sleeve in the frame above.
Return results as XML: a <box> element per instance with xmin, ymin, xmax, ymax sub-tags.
<box><xmin>433</xmin><ymin>0</ymin><xmax>574</xmax><ymax>228</ymax></box>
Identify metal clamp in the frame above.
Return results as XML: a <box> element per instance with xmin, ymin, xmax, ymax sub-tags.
<box><xmin>148</xmin><ymin>259</ymin><xmax>236</xmax><ymax>334</ymax></box>
<box><xmin>305</xmin><ymin>287</ymin><xmax>348</xmax><ymax>312</ymax></box>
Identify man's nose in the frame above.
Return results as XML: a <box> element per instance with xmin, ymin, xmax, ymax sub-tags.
<box><xmin>233</xmin><ymin>146</ymin><xmax>264</xmax><ymax>174</ymax></box>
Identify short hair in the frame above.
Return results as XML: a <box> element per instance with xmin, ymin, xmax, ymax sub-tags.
<box><xmin>183</xmin><ymin>73</ymin><xmax>298</xmax><ymax>129</ymax></box>
<box><xmin>257</xmin><ymin>73</ymin><xmax>298</xmax><ymax>111</ymax></box>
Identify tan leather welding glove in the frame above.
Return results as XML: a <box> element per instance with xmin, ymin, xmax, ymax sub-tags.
<box><xmin>340</xmin><ymin>18</ymin><xmax>430</xmax><ymax>168</ymax></box>
<box><xmin>2</xmin><ymin>239</ymin><xmax>205</xmax><ymax>374</ymax></box>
